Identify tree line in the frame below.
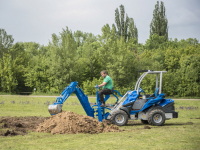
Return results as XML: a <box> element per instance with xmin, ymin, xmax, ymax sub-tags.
<box><xmin>0</xmin><ymin>2</ymin><xmax>199</xmax><ymax>97</ymax></box>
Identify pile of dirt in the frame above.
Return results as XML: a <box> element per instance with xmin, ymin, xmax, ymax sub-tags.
<box><xmin>0</xmin><ymin>111</ymin><xmax>120</xmax><ymax>136</ymax></box>
<box><xmin>0</xmin><ymin>116</ymin><xmax>49</xmax><ymax>136</ymax></box>
<box><xmin>36</xmin><ymin>111</ymin><xmax>120</xmax><ymax>134</ymax></box>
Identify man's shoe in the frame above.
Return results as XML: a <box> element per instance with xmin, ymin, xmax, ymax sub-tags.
<box><xmin>100</xmin><ymin>103</ymin><xmax>106</xmax><ymax>107</ymax></box>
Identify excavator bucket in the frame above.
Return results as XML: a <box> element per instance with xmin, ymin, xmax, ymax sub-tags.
<box><xmin>48</xmin><ymin>104</ymin><xmax>62</xmax><ymax>115</ymax></box>
<box><xmin>47</xmin><ymin>81</ymin><xmax>94</xmax><ymax>118</ymax></box>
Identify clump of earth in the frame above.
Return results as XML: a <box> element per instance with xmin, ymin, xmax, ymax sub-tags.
<box><xmin>0</xmin><ymin>111</ymin><xmax>120</xmax><ymax>136</ymax></box>
<box><xmin>36</xmin><ymin>111</ymin><xmax>120</xmax><ymax>134</ymax></box>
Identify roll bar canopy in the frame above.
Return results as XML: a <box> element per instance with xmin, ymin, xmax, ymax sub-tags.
<box><xmin>135</xmin><ymin>70</ymin><xmax>167</xmax><ymax>95</ymax></box>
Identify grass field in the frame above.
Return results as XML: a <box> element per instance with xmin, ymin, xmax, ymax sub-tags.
<box><xmin>0</xmin><ymin>95</ymin><xmax>200</xmax><ymax>150</ymax></box>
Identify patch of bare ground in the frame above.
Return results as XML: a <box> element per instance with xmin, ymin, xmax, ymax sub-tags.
<box><xmin>0</xmin><ymin>116</ymin><xmax>49</xmax><ymax>136</ymax></box>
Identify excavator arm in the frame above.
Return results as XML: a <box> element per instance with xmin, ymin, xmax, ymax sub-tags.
<box><xmin>48</xmin><ymin>81</ymin><xmax>94</xmax><ymax>117</ymax></box>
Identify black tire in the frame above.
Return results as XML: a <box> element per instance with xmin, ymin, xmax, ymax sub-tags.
<box><xmin>111</xmin><ymin>110</ymin><xmax>128</xmax><ymax>126</ymax></box>
<box><xmin>141</xmin><ymin>120</ymin><xmax>149</xmax><ymax>124</ymax></box>
<box><xmin>148</xmin><ymin>109</ymin><xmax>165</xmax><ymax>126</ymax></box>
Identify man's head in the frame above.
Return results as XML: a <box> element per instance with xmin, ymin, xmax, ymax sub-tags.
<box><xmin>100</xmin><ymin>70</ymin><xmax>107</xmax><ymax>78</ymax></box>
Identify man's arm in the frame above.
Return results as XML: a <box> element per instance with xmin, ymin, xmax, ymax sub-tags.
<box><xmin>98</xmin><ymin>82</ymin><xmax>107</xmax><ymax>87</ymax></box>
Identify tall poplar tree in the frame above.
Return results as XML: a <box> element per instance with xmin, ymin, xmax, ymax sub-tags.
<box><xmin>114</xmin><ymin>5</ymin><xmax>138</xmax><ymax>41</ymax></box>
<box><xmin>150</xmin><ymin>1</ymin><xmax>168</xmax><ymax>41</ymax></box>
<box><xmin>128</xmin><ymin>18</ymin><xmax>138</xmax><ymax>42</ymax></box>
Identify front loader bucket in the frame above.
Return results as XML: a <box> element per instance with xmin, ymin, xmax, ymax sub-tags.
<box><xmin>48</xmin><ymin>104</ymin><xmax>62</xmax><ymax>115</ymax></box>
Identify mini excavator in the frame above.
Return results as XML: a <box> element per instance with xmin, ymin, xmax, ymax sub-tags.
<box><xmin>48</xmin><ymin>70</ymin><xmax>178</xmax><ymax>126</ymax></box>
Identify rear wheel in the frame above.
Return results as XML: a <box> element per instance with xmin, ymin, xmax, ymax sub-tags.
<box><xmin>148</xmin><ymin>109</ymin><xmax>165</xmax><ymax>126</ymax></box>
<box><xmin>111</xmin><ymin>110</ymin><xmax>128</xmax><ymax>126</ymax></box>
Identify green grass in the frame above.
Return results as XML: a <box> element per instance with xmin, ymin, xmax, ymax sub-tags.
<box><xmin>0</xmin><ymin>95</ymin><xmax>200</xmax><ymax>150</ymax></box>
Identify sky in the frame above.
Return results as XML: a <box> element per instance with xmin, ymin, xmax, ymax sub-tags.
<box><xmin>1</xmin><ymin>0</ymin><xmax>200</xmax><ymax>46</ymax></box>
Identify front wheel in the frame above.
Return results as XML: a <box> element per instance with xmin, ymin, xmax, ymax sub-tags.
<box><xmin>111</xmin><ymin>110</ymin><xmax>128</xmax><ymax>126</ymax></box>
<box><xmin>148</xmin><ymin>109</ymin><xmax>165</xmax><ymax>126</ymax></box>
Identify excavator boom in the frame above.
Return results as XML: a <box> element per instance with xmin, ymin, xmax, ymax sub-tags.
<box><xmin>48</xmin><ymin>81</ymin><xmax>94</xmax><ymax>117</ymax></box>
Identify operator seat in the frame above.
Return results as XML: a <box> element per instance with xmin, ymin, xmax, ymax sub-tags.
<box><xmin>104</xmin><ymin>87</ymin><xmax>123</xmax><ymax>103</ymax></box>
<box><xmin>148</xmin><ymin>88</ymin><xmax>159</xmax><ymax>98</ymax></box>
<box><xmin>104</xmin><ymin>87</ymin><xmax>114</xmax><ymax>102</ymax></box>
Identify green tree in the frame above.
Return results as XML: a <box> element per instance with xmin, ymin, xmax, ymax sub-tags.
<box><xmin>24</xmin><ymin>54</ymin><xmax>50</xmax><ymax>93</ymax></box>
<box><xmin>114</xmin><ymin>5</ymin><xmax>138</xmax><ymax>41</ymax></box>
<box><xmin>0</xmin><ymin>29</ymin><xmax>14</xmax><ymax>59</ymax></box>
<box><xmin>10</xmin><ymin>43</ymin><xmax>31</xmax><ymax>93</ymax></box>
<box><xmin>23</xmin><ymin>42</ymin><xmax>40</xmax><ymax>57</ymax></box>
<box><xmin>150</xmin><ymin>1</ymin><xmax>168</xmax><ymax>41</ymax></box>
<box><xmin>178</xmin><ymin>54</ymin><xmax>200</xmax><ymax>97</ymax></box>
<box><xmin>0</xmin><ymin>54</ymin><xmax>17</xmax><ymax>92</ymax></box>
<box><xmin>145</xmin><ymin>34</ymin><xmax>167</xmax><ymax>50</ymax></box>
<box><xmin>128</xmin><ymin>18</ymin><xmax>138</xmax><ymax>42</ymax></box>
<box><xmin>47</xmin><ymin>27</ymin><xmax>77</xmax><ymax>92</ymax></box>
<box><xmin>78</xmin><ymin>42</ymin><xmax>101</xmax><ymax>81</ymax></box>
<box><xmin>74</xmin><ymin>30</ymin><xmax>88</xmax><ymax>48</ymax></box>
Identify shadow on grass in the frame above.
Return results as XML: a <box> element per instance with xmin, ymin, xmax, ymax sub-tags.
<box><xmin>125</xmin><ymin>121</ymin><xmax>194</xmax><ymax>127</ymax></box>
<box><xmin>164</xmin><ymin>122</ymin><xmax>194</xmax><ymax>126</ymax></box>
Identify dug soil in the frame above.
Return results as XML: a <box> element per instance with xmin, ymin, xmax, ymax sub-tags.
<box><xmin>36</xmin><ymin>111</ymin><xmax>120</xmax><ymax>134</ymax></box>
<box><xmin>0</xmin><ymin>111</ymin><xmax>120</xmax><ymax>136</ymax></box>
<box><xmin>0</xmin><ymin>116</ymin><xmax>49</xmax><ymax>136</ymax></box>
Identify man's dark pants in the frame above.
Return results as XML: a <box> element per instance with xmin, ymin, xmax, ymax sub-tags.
<box><xmin>98</xmin><ymin>88</ymin><xmax>112</xmax><ymax>104</ymax></box>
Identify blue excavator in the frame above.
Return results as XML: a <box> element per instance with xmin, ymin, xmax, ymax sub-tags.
<box><xmin>48</xmin><ymin>70</ymin><xmax>178</xmax><ymax>126</ymax></box>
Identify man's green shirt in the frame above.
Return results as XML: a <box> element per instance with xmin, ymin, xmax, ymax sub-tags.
<box><xmin>103</xmin><ymin>75</ymin><xmax>113</xmax><ymax>90</ymax></box>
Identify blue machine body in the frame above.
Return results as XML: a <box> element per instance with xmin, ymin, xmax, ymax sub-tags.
<box><xmin>121</xmin><ymin>89</ymin><xmax>174</xmax><ymax>115</ymax></box>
